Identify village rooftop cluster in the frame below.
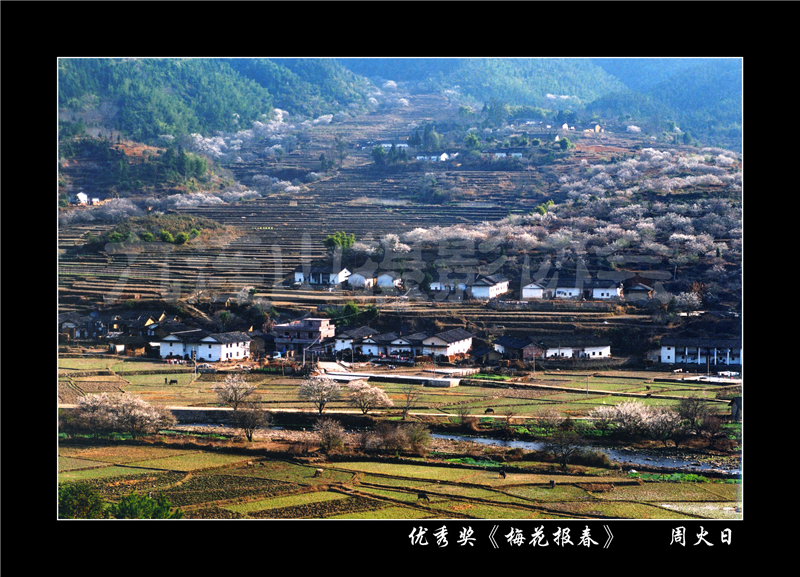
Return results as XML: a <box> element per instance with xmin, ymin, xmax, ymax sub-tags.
<box><xmin>59</xmin><ymin>305</ymin><xmax>742</xmax><ymax>374</ymax></box>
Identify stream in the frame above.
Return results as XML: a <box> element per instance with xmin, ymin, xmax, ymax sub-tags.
<box><xmin>431</xmin><ymin>433</ymin><xmax>742</xmax><ymax>477</ymax></box>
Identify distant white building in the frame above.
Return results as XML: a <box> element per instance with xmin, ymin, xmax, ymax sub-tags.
<box><xmin>159</xmin><ymin>331</ymin><xmax>251</xmax><ymax>362</ymax></box>
<box><xmin>294</xmin><ymin>265</ymin><xmax>351</xmax><ymax>286</ymax></box>
<box><xmin>527</xmin><ymin>335</ymin><xmax>611</xmax><ymax>360</ymax></box>
<box><xmin>468</xmin><ymin>274</ymin><xmax>509</xmax><ymax>300</ymax></box>
<box><xmin>660</xmin><ymin>337</ymin><xmax>742</xmax><ymax>366</ymax></box>
<box><xmin>347</xmin><ymin>270</ymin><xmax>376</xmax><ymax>289</ymax></box>
<box><xmin>376</xmin><ymin>271</ymin><xmax>402</xmax><ymax>289</ymax></box>
<box><xmin>422</xmin><ymin>329</ymin><xmax>474</xmax><ymax>359</ymax></box>
<box><xmin>521</xmin><ymin>281</ymin><xmax>548</xmax><ymax>300</ymax></box>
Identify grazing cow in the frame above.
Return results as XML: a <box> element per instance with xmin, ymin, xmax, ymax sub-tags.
<box><xmin>247</xmin><ymin>461</ymin><xmax>254</xmax><ymax>467</ymax></box>
<box><xmin>417</xmin><ymin>491</ymin><xmax>431</xmax><ymax>502</ymax></box>
<box><xmin>499</xmin><ymin>469</ymin><xmax>506</xmax><ymax>479</ymax></box>
<box><xmin>313</xmin><ymin>468</ymin><xmax>324</xmax><ymax>478</ymax></box>
<box><xmin>646</xmin><ymin>385</ymin><xmax>651</xmax><ymax>391</ymax></box>
<box><xmin>485</xmin><ymin>408</ymin><xmax>494</xmax><ymax>414</ymax></box>
<box><xmin>169</xmin><ymin>379</ymin><xmax>178</xmax><ymax>385</ymax></box>
<box><xmin>549</xmin><ymin>480</ymin><xmax>556</xmax><ymax>489</ymax></box>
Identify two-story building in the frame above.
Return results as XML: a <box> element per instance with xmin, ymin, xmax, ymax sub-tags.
<box><xmin>274</xmin><ymin>318</ymin><xmax>336</xmax><ymax>356</ymax></box>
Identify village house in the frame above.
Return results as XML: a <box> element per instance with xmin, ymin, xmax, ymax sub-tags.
<box><xmin>470</xmin><ymin>346</ymin><xmax>503</xmax><ymax>366</ymax></box>
<box><xmin>468</xmin><ymin>274</ymin><xmax>510</xmax><ymax>300</ymax></box>
<box><xmin>247</xmin><ymin>330</ymin><xmax>276</xmax><ymax>359</ymax></box>
<box><xmin>422</xmin><ymin>328</ymin><xmax>474</xmax><ymax>360</ymax></box>
<box><xmin>159</xmin><ymin>330</ymin><xmax>251</xmax><ymax>362</ymax></box>
<box><xmin>589</xmin><ymin>279</ymin><xmax>623</xmax><ymax>300</ymax></box>
<box><xmin>293</xmin><ymin>265</ymin><xmax>351</xmax><ymax>286</ymax></box>
<box><xmin>58</xmin><ymin>312</ymin><xmax>94</xmax><ymax>340</ymax></box>
<box><xmin>549</xmin><ymin>278</ymin><xmax>623</xmax><ymax>300</ymax></box>
<box><xmin>274</xmin><ymin>317</ymin><xmax>336</xmax><ymax>356</ymax></box>
<box><xmin>493</xmin><ymin>335</ymin><xmax>538</xmax><ymax>360</ymax></box>
<box><xmin>106</xmin><ymin>335</ymin><xmax>152</xmax><ymax>357</ymax></box>
<box><xmin>360</xmin><ymin>332</ymin><xmax>400</xmax><ymax>357</ymax></box>
<box><xmin>623</xmin><ymin>282</ymin><xmax>655</xmax><ymax>301</ymax></box>
<box><xmin>520</xmin><ymin>281</ymin><xmax>549</xmax><ymax>300</ymax></box>
<box><xmin>389</xmin><ymin>332</ymin><xmax>428</xmax><ymax>358</ymax></box>
<box><xmin>376</xmin><ymin>271</ymin><xmax>403</xmax><ymax>289</ymax></box>
<box><xmin>347</xmin><ymin>269</ymin><xmax>377</xmax><ymax>289</ymax></box>
<box><xmin>334</xmin><ymin>326</ymin><xmax>380</xmax><ymax>355</ymax></box>
<box><xmin>526</xmin><ymin>335</ymin><xmax>612</xmax><ymax>360</ymax></box>
<box><xmin>429</xmin><ymin>273</ymin><xmax>468</xmax><ymax>294</ymax></box>
<box><xmin>659</xmin><ymin>337</ymin><xmax>742</xmax><ymax>366</ymax></box>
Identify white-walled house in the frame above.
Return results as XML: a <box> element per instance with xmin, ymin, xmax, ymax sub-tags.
<box><xmin>422</xmin><ymin>329</ymin><xmax>474</xmax><ymax>359</ymax></box>
<box><xmin>590</xmin><ymin>280</ymin><xmax>623</xmax><ymax>300</ymax></box>
<box><xmin>527</xmin><ymin>335</ymin><xmax>611</xmax><ymax>360</ymax></box>
<box><xmin>347</xmin><ymin>271</ymin><xmax>376</xmax><ymax>289</ymax></box>
<box><xmin>389</xmin><ymin>333</ymin><xmax>428</xmax><ymax>358</ymax></box>
<box><xmin>659</xmin><ymin>337</ymin><xmax>742</xmax><ymax>366</ymax></box>
<box><xmin>521</xmin><ymin>281</ymin><xmax>548</xmax><ymax>300</ymax></box>
<box><xmin>555</xmin><ymin>286</ymin><xmax>582</xmax><ymax>299</ymax></box>
<box><xmin>294</xmin><ymin>265</ymin><xmax>351</xmax><ymax>286</ymax></box>
<box><xmin>360</xmin><ymin>333</ymin><xmax>399</xmax><ymax>357</ymax></box>
<box><xmin>376</xmin><ymin>271</ymin><xmax>402</xmax><ymax>289</ymax></box>
<box><xmin>334</xmin><ymin>326</ymin><xmax>379</xmax><ymax>354</ymax></box>
<box><xmin>159</xmin><ymin>331</ymin><xmax>251</xmax><ymax>362</ymax></box>
<box><xmin>468</xmin><ymin>274</ymin><xmax>509</xmax><ymax>299</ymax></box>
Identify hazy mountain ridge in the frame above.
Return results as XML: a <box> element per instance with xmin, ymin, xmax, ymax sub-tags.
<box><xmin>340</xmin><ymin>57</ymin><xmax>742</xmax><ymax>151</ymax></box>
<box><xmin>58</xmin><ymin>57</ymin><xmax>742</xmax><ymax>151</ymax></box>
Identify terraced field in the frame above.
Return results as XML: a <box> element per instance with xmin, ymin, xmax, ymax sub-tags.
<box><xmin>56</xmin><ymin>88</ymin><xmax>660</xmax><ymax>359</ymax></box>
<box><xmin>58</xmin><ymin>440</ymin><xmax>742</xmax><ymax>520</ymax></box>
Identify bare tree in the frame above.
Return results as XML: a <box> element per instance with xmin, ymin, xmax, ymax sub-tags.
<box><xmin>544</xmin><ymin>430</ymin><xmax>584</xmax><ymax>470</ymax></box>
<box><xmin>298</xmin><ymin>377</ymin><xmax>341</xmax><ymax>414</ymax></box>
<box><xmin>404</xmin><ymin>422</ymin><xmax>431</xmax><ymax>455</ymax></box>
<box><xmin>535</xmin><ymin>409</ymin><xmax>563</xmax><ymax>437</ymax></box>
<box><xmin>501</xmin><ymin>408</ymin><xmax>516</xmax><ymax>439</ymax></box>
<box><xmin>233</xmin><ymin>397</ymin><xmax>271</xmax><ymax>442</ymax></box>
<box><xmin>313</xmin><ymin>417</ymin><xmax>346</xmax><ymax>453</ymax></box>
<box><xmin>212</xmin><ymin>374</ymin><xmax>256</xmax><ymax>412</ymax></box>
<box><xmin>677</xmin><ymin>396</ymin><xmax>713</xmax><ymax>435</ymax></box>
<box><xmin>399</xmin><ymin>383</ymin><xmax>422</xmax><ymax>420</ymax></box>
<box><xmin>588</xmin><ymin>405</ymin><xmax>616</xmax><ymax>437</ymax></box>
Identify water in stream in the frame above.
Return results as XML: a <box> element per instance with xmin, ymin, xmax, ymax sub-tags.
<box><xmin>431</xmin><ymin>434</ymin><xmax>741</xmax><ymax>476</ymax></box>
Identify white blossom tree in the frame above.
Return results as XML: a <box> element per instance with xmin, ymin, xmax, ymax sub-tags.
<box><xmin>212</xmin><ymin>374</ymin><xmax>257</xmax><ymax>411</ymax></box>
<box><xmin>67</xmin><ymin>393</ymin><xmax>174</xmax><ymax>440</ymax></box>
<box><xmin>298</xmin><ymin>377</ymin><xmax>341</xmax><ymax>414</ymax></box>
<box><xmin>347</xmin><ymin>380</ymin><xmax>393</xmax><ymax>415</ymax></box>
<box><xmin>109</xmin><ymin>393</ymin><xmax>175</xmax><ymax>440</ymax></box>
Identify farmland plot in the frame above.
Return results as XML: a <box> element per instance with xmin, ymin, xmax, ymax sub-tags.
<box><xmin>58</xmin><ymin>440</ymin><xmax>741</xmax><ymax>520</ymax></box>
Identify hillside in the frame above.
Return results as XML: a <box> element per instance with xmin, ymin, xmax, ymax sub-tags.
<box><xmin>57</xmin><ymin>58</ymin><xmax>742</xmax><ymax>357</ymax></box>
<box><xmin>58</xmin><ymin>58</ymin><xmax>376</xmax><ymax>144</ymax></box>
<box><xmin>339</xmin><ymin>57</ymin><xmax>742</xmax><ymax>152</ymax></box>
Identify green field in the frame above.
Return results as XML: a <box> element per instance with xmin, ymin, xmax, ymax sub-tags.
<box><xmin>57</xmin><ymin>442</ymin><xmax>742</xmax><ymax>520</ymax></box>
<box><xmin>57</xmin><ymin>357</ymin><xmax>736</xmax><ymax>424</ymax></box>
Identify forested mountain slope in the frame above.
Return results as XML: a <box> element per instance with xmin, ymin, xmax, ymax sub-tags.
<box><xmin>340</xmin><ymin>57</ymin><xmax>742</xmax><ymax>151</ymax></box>
<box><xmin>58</xmin><ymin>58</ymin><xmax>375</xmax><ymax>144</ymax></box>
